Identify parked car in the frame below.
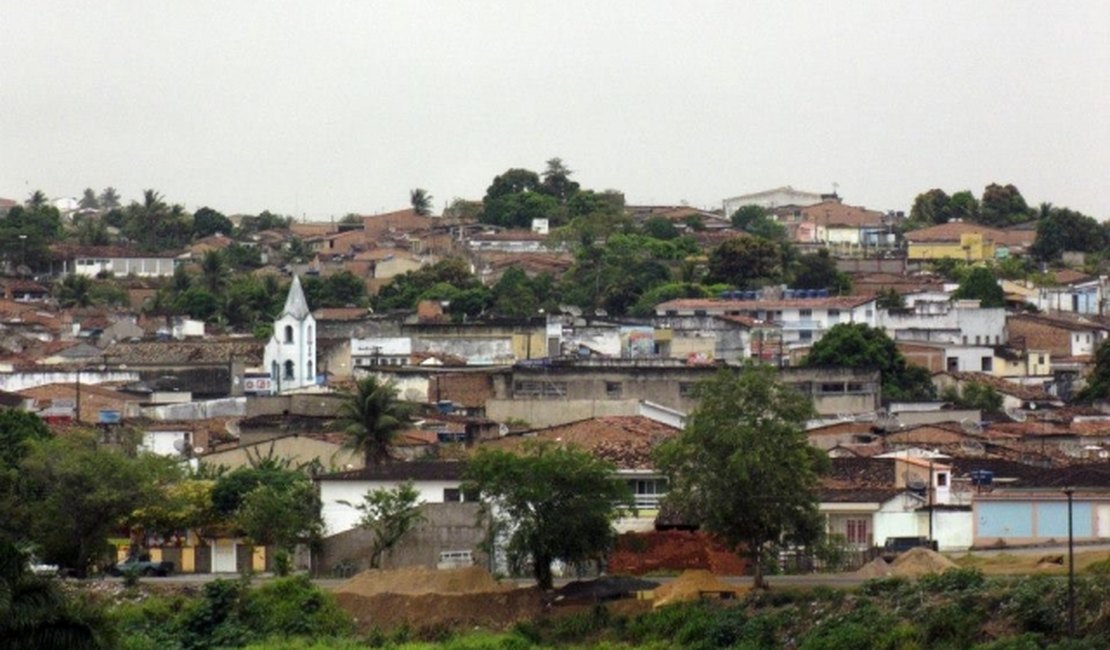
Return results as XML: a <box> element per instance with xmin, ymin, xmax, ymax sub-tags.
<box><xmin>28</xmin><ymin>558</ymin><xmax>59</xmax><ymax>576</ymax></box>
<box><xmin>109</xmin><ymin>558</ymin><xmax>175</xmax><ymax>577</ymax></box>
<box><xmin>881</xmin><ymin>536</ymin><xmax>939</xmax><ymax>561</ymax></box>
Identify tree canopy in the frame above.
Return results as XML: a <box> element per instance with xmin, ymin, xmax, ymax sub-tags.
<box><xmin>952</xmin><ymin>267</ymin><xmax>1005</xmax><ymax>308</ymax></box>
<box><xmin>343</xmin><ymin>481</ymin><xmax>425</xmax><ymax>569</ymax></box>
<box><xmin>654</xmin><ymin>365</ymin><xmax>824</xmax><ymax>588</ymax></box>
<box><xmin>335</xmin><ymin>377</ymin><xmax>413</xmax><ymax>466</ymax></box>
<box><xmin>464</xmin><ymin>443</ymin><xmax>630</xmax><ymax>589</ymax></box>
<box><xmin>803</xmin><ymin>323</ymin><xmax>936</xmax><ymax>401</ymax></box>
<box><xmin>707</xmin><ymin>236</ymin><xmax>784</xmax><ymax>289</ymax></box>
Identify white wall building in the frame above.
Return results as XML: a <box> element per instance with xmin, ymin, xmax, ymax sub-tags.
<box><xmin>879</xmin><ymin>299</ymin><xmax>1007</xmax><ymax>347</ymax></box>
<box><xmin>351</xmin><ymin>337</ymin><xmax>413</xmax><ymax>369</ymax></box>
<box><xmin>722</xmin><ymin>185</ymin><xmax>831</xmax><ymax>217</ymax></box>
<box><xmin>317</xmin><ymin>462</ymin><xmax>468</xmax><ymax>536</ymax></box>
<box><xmin>263</xmin><ymin>275</ymin><xmax>318</xmax><ymax>393</ymax></box>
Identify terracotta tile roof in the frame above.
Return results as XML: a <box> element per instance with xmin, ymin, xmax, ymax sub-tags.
<box><xmin>826</xmin><ymin>457</ymin><xmax>897</xmax><ymax>487</ymax></box>
<box><xmin>470</xmin><ymin>230</ymin><xmax>549</xmax><ymax>242</ymax></box>
<box><xmin>799</xmin><ymin>201</ymin><xmax>886</xmax><ymax>228</ymax></box>
<box><xmin>1011</xmin><ymin>312</ymin><xmax>1109</xmax><ymax>333</ymax></box>
<box><xmin>317</xmin><ymin>460</ymin><xmax>466</xmax><ymax>482</ymax></box>
<box><xmin>1046</xmin><ymin>269</ymin><xmax>1094</xmax><ymax>286</ymax></box>
<box><xmin>104</xmin><ymin>339</ymin><xmax>264</xmax><ymax>365</ymax></box>
<box><xmin>313</xmin><ymin>307</ymin><xmax>372</xmax><ymax>321</ymax></box>
<box><xmin>480</xmin><ymin>416</ymin><xmax>680</xmax><ymax>470</ymax></box>
<box><xmin>940</xmin><ymin>371</ymin><xmax>1053</xmax><ymax>401</ymax></box>
<box><xmin>656</xmin><ymin>296</ymin><xmax>874</xmax><ymax>312</ymax></box>
<box><xmin>820</xmin><ymin>487</ymin><xmax>905</xmax><ymax>503</ymax></box>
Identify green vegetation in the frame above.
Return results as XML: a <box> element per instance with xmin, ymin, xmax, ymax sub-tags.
<box><xmin>464</xmin><ymin>442</ymin><xmax>631</xmax><ymax>590</ymax></box>
<box><xmin>655</xmin><ymin>365</ymin><xmax>823</xmax><ymax>588</ymax></box>
<box><xmin>804</xmin><ymin>323</ymin><xmax>937</xmax><ymax>401</ymax></box>
<box><xmin>341</xmin><ymin>481</ymin><xmax>425</xmax><ymax>569</ymax></box>
<box><xmin>942</xmin><ymin>381</ymin><xmax>1005</xmax><ymax>412</ymax></box>
<box><xmin>954</xmin><ymin>266</ymin><xmax>1006</xmax><ymax>308</ymax></box>
<box><xmin>335</xmin><ymin>376</ymin><xmax>414</xmax><ymax>466</ymax></box>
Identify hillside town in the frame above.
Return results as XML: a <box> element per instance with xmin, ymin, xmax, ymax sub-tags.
<box><xmin>3</xmin><ymin>171</ymin><xmax>1109</xmax><ymax>587</ymax></box>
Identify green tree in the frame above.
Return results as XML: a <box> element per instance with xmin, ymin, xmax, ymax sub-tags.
<box><xmin>26</xmin><ymin>190</ymin><xmax>48</xmax><ymax>209</ymax></box>
<box><xmin>707</xmin><ymin>236</ymin><xmax>784</xmax><ymax>289</ymax></box>
<box><xmin>979</xmin><ymin>183</ymin><xmax>1031</xmax><ymax>227</ymax></box>
<box><xmin>374</xmin><ymin>258</ymin><xmax>481</xmax><ymax>311</ymax></box>
<box><xmin>78</xmin><ymin>188</ymin><xmax>100</xmax><ymax>211</ymax></box>
<box><xmin>200</xmin><ymin>250</ymin><xmax>231</xmax><ymax>294</ymax></box>
<box><xmin>97</xmin><ymin>187</ymin><xmax>120</xmax><ymax>210</ymax></box>
<box><xmin>907</xmin><ymin>189</ymin><xmax>952</xmax><ymax>227</ymax></box>
<box><xmin>237</xmin><ymin>479</ymin><xmax>322</xmax><ymax>571</ymax></box>
<box><xmin>20</xmin><ymin>434</ymin><xmax>152</xmax><ymax>577</ymax></box>
<box><xmin>342</xmin><ymin>481</ymin><xmax>425</xmax><ymax>569</ymax></box>
<box><xmin>490</xmin><ymin>268</ymin><xmax>539</xmax><ymax>318</ymax></box>
<box><xmin>0</xmin><ymin>541</ymin><xmax>115</xmax><ymax>649</ymax></box>
<box><xmin>464</xmin><ymin>442</ymin><xmax>630</xmax><ymax>589</ymax></box>
<box><xmin>174</xmin><ymin>287</ymin><xmax>221</xmax><ymax>321</ymax></box>
<box><xmin>953</xmin><ymin>267</ymin><xmax>1005</xmax><ymax>308</ymax></box>
<box><xmin>55</xmin><ymin>275</ymin><xmax>93</xmax><ymax>308</ymax></box>
<box><xmin>484</xmin><ymin>168</ymin><xmax>541</xmax><ymax>201</ymax></box>
<box><xmin>804</xmin><ymin>323</ymin><xmax>937</xmax><ymax>401</ymax></box>
<box><xmin>1030</xmin><ymin>206</ymin><xmax>1108</xmax><ymax>262</ymax></box>
<box><xmin>122</xmin><ymin>190</ymin><xmax>191</xmax><ymax>251</ymax></box>
<box><xmin>335</xmin><ymin>377</ymin><xmax>413</xmax><ymax>466</ymax></box>
<box><xmin>948</xmin><ymin>190</ymin><xmax>980</xmax><ymax>222</ymax></box>
<box><xmin>74</xmin><ymin>217</ymin><xmax>110</xmax><ymax>246</ymax></box>
<box><xmin>730</xmin><ymin>204</ymin><xmax>769</xmax><ymax>230</ymax></box>
<box><xmin>792</xmin><ymin>249</ymin><xmax>851</xmax><ymax>293</ymax></box>
<box><xmin>641</xmin><ymin>216</ymin><xmax>679</xmax><ymax>240</ymax></box>
<box><xmin>410</xmin><ymin>188</ymin><xmax>434</xmax><ymax>216</ymax></box>
<box><xmin>654</xmin><ymin>365</ymin><xmax>823</xmax><ymax>588</ymax></box>
<box><xmin>941</xmin><ymin>381</ymin><xmax>1003</xmax><ymax>412</ymax></box>
<box><xmin>192</xmin><ymin>207</ymin><xmax>234</xmax><ymax>239</ymax></box>
<box><xmin>875</xmin><ymin>287</ymin><xmax>906</xmax><ymax>310</ymax></box>
<box><xmin>539</xmin><ymin>157</ymin><xmax>580</xmax><ymax>203</ymax></box>
<box><xmin>1077</xmin><ymin>339</ymin><xmax>1110</xmax><ymax>403</ymax></box>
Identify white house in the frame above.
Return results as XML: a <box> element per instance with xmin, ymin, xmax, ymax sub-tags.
<box><xmin>262</xmin><ymin>276</ymin><xmax>318</xmax><ymax>393</ymax></box>
<box><xmin>879</xmin><ymin>298</ymin><xmax>1007</xmax><ymax>347</ymax></box>
<box><xmin>722</xmin><ymin>185</ymin><xmax>832</xmax><ymax>217</ymax></box>
<box><xmin>55</xmin><ymin>245</ymin><xmax>181</xmax><ymax>278</ymax></box>
<box><xmin>351</xmin><ymin>337</ymin><xmax>413</xmax><ymax>369</ymax></box>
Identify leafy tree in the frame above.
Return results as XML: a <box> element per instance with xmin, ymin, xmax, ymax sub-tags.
<box><xmin>490</xmin><ymin>268</ymin><xmax>539</xmax><ymax>318</ymax></box>
<box><xmin>0</xmin><ymin>203</ymin><xmax>62</xmax><ymax>270</ymax></box>
<box><xmin>20</xmin><ymin>434</ymin><xmax>152</xmax><ymax>576</ymax></box>
<box><xmin>654</xmin><ymin>365</ymin><xmax>823</xmax><ymax>588</ymax></box>
<box><xmin>731</xmin><ymin>205</ymin><xmax>786</xmax><ymax>240</ymax></box>
<box><xmin>97</xmin><ymin>187</ymin><xmax>120</xmax><ymax>210</ymax></box>
<box><xmin>174</xmin><ymin>287</ymin><xmax>221</xmax><ymax>321</ymax></box>
<box><xmin>192</xmin><ymin>207</ymin><xmax>233</xmax><ymax>239</ymax></box>
<box><xmin>642</xmin><ymin>216</ymin><xmax>679</xmax><ymax>240</ymax></box>
<box><xmin>210</xmin><ymin>463</ymin><xmax>306</xmax><ymax>518</ymax></box>
<box><xmin>122</xmin><ymin>190</ymin><xmax>191</xmax><ymax>251</ymax></box>
<box><xmin>1078</xmin><ymin>339</ymin><xmax>1110</xmax><ymax>403</ymax></box>
<box><xmin>237</xmin><ymin>479</ymin><xmax>322</xmax><ymax>568</ymax></box>
<box><xmin>908</xmin><ymin>189</ymin><xmax>952</xmax><ymax>227</ymax></box>
<box><xmin>792</xmin><ymin>249</ymin><xmax>851</xmax><ymax>293</ymax></box>
<box><xmin>941</xmin><ymin>381</ymin><xmax>1003</xmax><ymax>412</ymax></box>
<box><xmin>707</xmin><ymin>236</ymin><xmax>783</xmax><ymax>289</ymax></box>
<box><xmin>238</xmin><ymin>210</ymin><xmax>292</xmax><ymax>234</ymax></box>
<box><xmin>444</xmin><ymin>198</ymin><xmax>483</xmax><ymax>221</ymax></box>
<box><xmin>683</xmin><ymin>214</ymin><xmax>706</xmax><ymax>232</ymax></box>
<box><xmin>464</xmin><ymin>442</ymin><xmax>630</xmax><ymax>589</ymax></box>
<box><xmin>566</xmin><ymin>189</ymin><xmax>624</xmax><ymax>219</ymax></box>
<box><xmin>224</xmin><ymin>242</ymin><xmax>263</xmax><ymax>271</ymax></box>
<box><xmin>342</xmin><ymin>482</ymin><xmax>425</xmax><ymax>569</ymax></box>
<box><xmin>481</xmin><ymin>190</ymin><xmax>561</xmax><ymax>229</ymax></box>
<box><xmin>55</xmin><ymin>274</ymin><xmax>93</xmax><ymax>308</ymax></box>
<box><xmin>336</xmin><ymin>377</ymin><xmax>413</xmax><ymax>466</ymax></box>
<box><xmin>948</xmin><ymin>190</ymin><xmax>980</xmax><ymax>222</ymax></box>
<box><xmin>88</xmin><ymin>281</ymin><xmax>130</xmax><ymax>308</ymax></box>
<box><xmin>0</xmin><ymin>541</ymin><xmax>115</xmax><ymax>649</ymax></box>
<box><xmin>559</xmin><ymin>234</ymin><xmax>679</xmax><ymax>314</ymax></box>
<box><xmin>303</xmin><ymin>270</ymin><xmax>367</xmax><ymax>309</ymax></box>
<box><xmin>78</xmin><ymin>188</ymin><xmax>100</xmax><ymax>210</ymax></box>
<box><xmin>0</xmin><ymin>410</ymin><xmax>52</xmax><ymax>471</ymax></box>
<box><xmin>631</xmin><ymin>282</ymin><xmax>711</xmax><ymax>317</ymax></box>
<box><xmin>730</xmin><ymin>204</ymin><xmax>769</xmax><ymax>230</ymax></box>
<box><xmin>374</xmin><ymin>257</ymin><xmax>481</xmax><ymax>311</ymax></box>
<box><xmin>74</xmin><ymin>217</ymin><xmax>110</xmax><ymax>246</ymax></box>
<box><xmin>539</xmin><ymin>157</ymin><xmax>580</xmax><ymax>203</ymax></box>
<box><xmin>410</xmin><ymin>188</ymin><xmax>433</xmax><ymax>216</ymax></box>
<box><xmin>26</xmin><ymin>190</ymin><xmax>48</xmax><ymax>209</ymax></box>
<box><xmin>952</xmin><ymin>267</ymin><xmax>1005</xmax><ymax>308</ymax></box>
<box><xmin>979</xmin><ymin>183</ymin><xmax>1032</xmax><ymax>227</ymax></box>
<box><xmin>875</xmin><ymin>287</ymin><xmax>906</xmax><ymax>310</ymax></box>
<box><xmin>484</xmin><ymin>168</ymin><xmax>541</xmax><ymax>201</ymax></box>
<box><xmin>804</xmin><ymin>323</ymin><xmax>937</xmax><ymax>401</ymax></box>
<box><xmin>200</xmin><ymin>250</ymin><xmax>231</xmax><ymax>293</ymax></box>
<box><xmin>1030</xmin><ymin>207</ymin><xmax>1108</xmax><ymax>262</ymax></box>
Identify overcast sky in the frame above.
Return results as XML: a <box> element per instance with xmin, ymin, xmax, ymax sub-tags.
<box><xmin>2</xmin><ymin>1</ymin><xmax>1107</xmax><ymax>220</ymax></box>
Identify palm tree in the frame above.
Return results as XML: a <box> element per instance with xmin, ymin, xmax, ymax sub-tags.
<box><xmin>336</xmin><ymin>376</ymin><xmax>412</xmax><ymax>466</ymax></box>
<box><xmin>56</xmin><ymin>275</ymin><xmax>93</xmax><ymax>308</ymax></box>
<box><xmin>78</xmin><ymin>188</ymin><xmax>100</xmax><ymax>211</ymax></box>
<box><xmin>410</xmin><ymin>188</ymin><xmax>433</xmax><ymax>216</ymax></box>
<box><xmin>200</xmin><ymin>250</ymin><xmax>230</xmax><ymax>293</ymax></box>
<box><xmin>26</xmin><ymin>190</ymin><xmax>48</xmax><ymax>209</ymax></box>
<box><xmin>98</xmin><ymin>187</ymin><xmax>120</xmax><ymax>210</ymax></box>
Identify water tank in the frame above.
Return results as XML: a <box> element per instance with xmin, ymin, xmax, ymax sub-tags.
<box><xmin>969</xmin><ymin>470</ymin><xmax>994</xmax><ymax>486</ymax></box>
<box><xmin>817</xmin><ymin>289</ymin><xmax>829</xmax><ymax>298</ymax></box>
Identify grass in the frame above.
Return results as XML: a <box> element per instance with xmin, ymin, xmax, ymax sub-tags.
<box><xmin>951</xmin><ymin>549</ymin><xmax>1110</xmax><ymax>575</ymax></box>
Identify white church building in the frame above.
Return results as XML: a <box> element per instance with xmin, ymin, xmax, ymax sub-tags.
<box><xmin>263</xmin><ymin>275</ymin><xmax>318</xmax><ymax>393</ymax></box>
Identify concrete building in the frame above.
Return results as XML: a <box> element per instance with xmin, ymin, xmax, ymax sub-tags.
<box><xmin>722</xmin><ymin>185</ymin><xmax>833</xmax><ymax>218</ymax></box>
<box><xmin>878</xmin><ymin>299</ymin><xmax>1007</xmax><ymax>347</ymax></box>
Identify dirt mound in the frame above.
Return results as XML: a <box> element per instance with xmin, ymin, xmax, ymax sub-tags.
<box><xmin>651</xmin><ymin>569</ymin><xmax>746</xmax><ymax>608</ymax></box>
<box><xmin>890</xmin><ymin>547</ymin><xmax>957</xmax><ymax>577</ymax></box>
<box><xmin>335</xmin><ymin>588</ymin><xmax>544</xmax><ymax>633</ymax></box>
<box><xmin>855</xmin><ymin>557</ymin><xmax>893</xmax><ymax>579</ymax></box>
<box><xmin>608</xmin><ymin>531</ymin><xmax>747</xmax><ymax>575</ymax></box>
<box><xmin>334</xmin><ymin>565</ymin><xmax>507</xmax><ymax>597</ymax></box>
<box><xmin>555</xmin><ymin>576</ymin><xmax>660</xmax><ymax>603</ymax></box>
<box><xmin>333</xmin><ymin>565</ymin><xmax>540</xmax><ymax>632</ymax></box>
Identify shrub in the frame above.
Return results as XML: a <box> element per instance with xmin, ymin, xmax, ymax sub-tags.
<box><xmin>249</xmin><ymin>575</ymin><xmax>353</xmax><ymax>639</ymax></box>
<box><xmin>919</xmin><ymin>567</ymin><xmax>987</xmax><ymax>593</ymax></box>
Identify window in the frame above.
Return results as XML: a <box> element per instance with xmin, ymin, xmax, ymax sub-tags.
<box><xmin>981</xmin><ymin>357</ymin><xmax>993</xmax><ymax>372</ymax></box>
<box><xmin>284</xmin><ymin>325</ymin><xmax>294</xmax><ymax>344</ymax></box>
<box><xmin>513</xmin><ymin>380</ymin><xmax>567</xmax><ymax>398</ymax></box>
<box><xmin>443</xmin><ymin>488</ymin><xmax>461</xmax><ymax>502</ymax></box>
<box><xmin>605</xmin><ymin>381</ymin><xmax>623</xmax><ymax>398</ymax></box>
<box><xmin>799</xmin><ymin>309</ymin><xmax>812</xmax><ymax>318</ymax></box>
<box><xmin>306</xmin><ymin>361</ymin><xmax>314</xmax><ymax>380</ymax></box>
<box><xmin>799</xmin><ymin>330</ymin><xmax>813</xmax><ymax>342</ymax></box>
<box><xmin>846</xmin><ymin>519</ymin><xmax>870</xmax><ymax>545</ymax></box>
<box><xmin>1038</xmin><ymin>355</ymin><xmax>1045</xmax><ymax>365</ymax></box>
<box><xmin>827</xmin><ymin>309</ymin><xmax>840</xmax><ymax>318</ymax></box>
<box><xmin>963</xmin><ymin>335</ymin><xmax>968</xmax><ymax>345</ymax></box>
<box><xmin>820</xmin><ymin>383</ymin><xmax>845</xmax><ymax>394</ymax></box>
<box><xmin>975</xmin><ymin>335</ymin><xmax>981</xmax><ymax>345</ymax></box>
<box><xmin>665</xmin><ymin>310</ymin><xmax>677</xmax><ymax>316</ymax></box>
<box><xmin>846</xmin><ymin>382</ymin><xmax>864</xmax><ymax>393</ymax></box>
<box><xmin>936</xmin><ymin>473</ymin><xmax>948</xmax><ymax>487</ymax></box>
<box><xmin>865</xmin><ymin>309</ymin><xmax>874</xmax><ymax>319</ymax></box>
<box><xmin>284</xmin><ymin>360</ymin><xmax>295</xmax><ymax>379</ymax></box>
<box><xmin>694</xmin><ymin>309</ymin><xmax>707</xmax><ymax>317</ymax></box>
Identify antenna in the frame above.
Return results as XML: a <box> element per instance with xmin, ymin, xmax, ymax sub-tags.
<box><xmin>961</xmin><ymin>418</ymin><xmax>984</xmax><ymax>435</ymax></box>
<box><xmin>1005</xmin><ymin>408</ymin><xmax>1027</xmax><ymax>423</ymax></box>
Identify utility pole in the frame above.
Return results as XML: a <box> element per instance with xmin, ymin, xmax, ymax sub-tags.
<box><xmin>1064</xmin><ymin>487</ymin><xmax>1076</xmax><ymax>637</ymax></box>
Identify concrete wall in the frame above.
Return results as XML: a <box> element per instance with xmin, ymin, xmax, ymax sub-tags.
<box><xmin>974</xmin><ymin>496</ymin><xmax>1110</xmax><ymax>547</ymax></box>
<box><xmin>142</xmin><ymin>397</ymin><xmax>247</xmax><ymax>420</ymax></box>
<box><xmin>199</xmin><ymin>436</ymin><xmax>363</xmax><ymax>473</ymax></box>
<box><xmin>317</xmin><ymin>503</ymin><xmax>488</xmax><ymax>575</ymax></box>
<box><xmin>486</xmin><ymin>398</ymin><xmax>640</xmax><ymax>428</ymax></box>
<box><xmin>0</xmin><ymin>370</ymin><xmax>139</xmax><ymax>392</ymax></box>
<box><xmin>880</xmin><ymin>306</ymin><xmax>1006</xmax><ymax>347</ymax></box>
<box><xmin>320</xmin><ymin>478</ymin><xmax>465</xmax><ymax>536</ymax></box>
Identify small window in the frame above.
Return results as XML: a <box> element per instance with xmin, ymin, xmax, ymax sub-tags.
<box><xmin>846</xmin><ymin>383</ymin><xmax>864</xmax><ymax>393</ymax></box>
<box><xmin>936</xmin><ymin>473</ymin><xmax>948</xmax><ymax>487</ymax></box>
<box><xmin>1038</xmin><ymin>355</ymin><xmax>1045</xmax><ymax>364</ymax></box>
<box><xmin>820</xmin><ymin>383</ymin><xmax>845</xmax><ymax>393</ymax></box>
<box><xmin>284</xmin><ymin>325</ymin><xmax>294</xmax><ymax>343</ymax></box>
<box><xmin>981</xmin><ymin>357</ymin><xmax>993</xmax><ymax>372</ymax></box>
<box><xmin>799</xmin><ymin>309</ymin><xmax>813</xmax><ymax>318</ymax></box>
<box><xmin>443</xmin><ymin>488</ymin><xmax>461</xmax><ymax>502</ymax></box>
<box><xmin>694</xmin><ymin>310</ymin><xmax>707</xmax><ymax>317</ymax></box>
<box><xmin>284</xmin><ymin>360</ymin><xmax>295</xmax><ymax>379</ymax></box>
<box><xmin>975</xmin><ymin>335</ymin><xmax>981</xmax><ymax>345</ymax></box>
<box><xmin>605</xmin><ymin>381</ymin><xmax>623</xmax><ymax>398</ymax></box>
<box><xmin>799</xmin><ymin>330</ymin><xmax>813</xmax><ymax>342</ymax></box>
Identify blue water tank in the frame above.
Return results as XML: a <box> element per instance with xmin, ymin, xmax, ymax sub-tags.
<box><xmin>969</xmin><ymin>470</ymin><xmax>994</xmax><ymax>486</ymax></box>
<box><xmin>818</xmin><ymin>288</ymin><xmax>829</xmax><ymax>298</ymax></box>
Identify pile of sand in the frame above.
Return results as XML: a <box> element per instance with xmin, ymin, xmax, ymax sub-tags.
<box><xmin>334</xmin><ymin>565</ymin><xmax>508</xmax><ymax>597</ymax></box>
<box><xmin>651</xmin><ymin>569</ymin><xmax>746</xmax><ymax>608</ymax></box>
<box><xmin>332</xmin><ymin>566</ymin><xmax>541</xmax><ymax>633</ymax></box>
<box><xmin>855</xmin><ymin>557</ymin><xmax>893</xmax><ymax>579</ymax></box>
<box><xmin>890</xmin><ymin>547</ymin><xmax>957</xmax><ymax>577</ymax></box>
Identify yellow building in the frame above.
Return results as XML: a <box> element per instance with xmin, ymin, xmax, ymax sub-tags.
<box><xmin>906</xmin><ymin>226</ymin><xmax>998</xmax><ymax>261</ymax></box>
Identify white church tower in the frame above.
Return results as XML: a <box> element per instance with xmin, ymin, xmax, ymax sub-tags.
<box><xmin>263</xmin><ymin>275</ymin><xmax>317</xmax><ymax>393</ymax></box>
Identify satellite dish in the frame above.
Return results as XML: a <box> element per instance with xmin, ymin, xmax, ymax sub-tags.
<box><xmin>1005</xmin><ymin>408</ymin><xmax>1027</xmax><ymax>423</ymax></box>
<box><xmin>193</xmin><ymin>447</ymin><xmax>205</xmax><ymax>454</ymax></box>
<box><xmin>172</xmin><ymin>439</ymin><xmax>187</xmax><ymax>453</ymax></box>
<box><xmin>960</xmin><ymin>440</ymin><xmax>985</xmax><ymax>456</ymax></box>
<box><xmin>498</xmin><ymin>423</ymin><xmax>510</xmax><ymax>437</ymax></box>
<box><xmin>961</xmin><ymin>418</ymin><xmax>984</xmax><ymax>434</ymax></box>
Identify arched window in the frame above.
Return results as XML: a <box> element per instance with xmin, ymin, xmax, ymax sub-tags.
<box><xmin>284</xmin><ymin>360</ymin><xmax>295</xmax><ymax>379</ymax></box>
<box><xmin>307</xmin><ymin>325</ymin><xmax>313</xmax><ymax>341</ymax></box>
<box><xmin>284</xmin><ymin>325</ymin><xmax>294</xmax><ymax>344</ymax></box>
<box><xmin>271</xmin><ymin>361</ymin><xmax>278</xmax><ymax>381</ymax></box>
<box><xmin>306</xmin><ymin>361</ymin><xmax>314</xmax><ymax>381</ymax></box>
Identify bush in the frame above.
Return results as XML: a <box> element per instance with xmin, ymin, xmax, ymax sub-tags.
<box><xmin>249</xmin><ymin>576</ymin><xmax>353</xmax><ymax>639</ymax></box>
<box><xmin>919</xmin><ymin>567</ymin><xmax>987</xmax><ymax>593</ymax></box>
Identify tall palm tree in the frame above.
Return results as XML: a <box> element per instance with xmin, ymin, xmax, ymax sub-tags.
<box><xmin>410</xmin><ymin>188</ymin><xmax>433</xmax><ymax>216</ymax></box>
<box><xmin>55</xmin><ymin>275</ymin><xmax>93</xmax><ymax>308</ymax></box>
<box><xmin>78</xmin><ymin>188</ymin><xmax>100</xmax><ymax>211</ymax></box>
<box><xmin>98</xmin><ymin>187</ymin><xmax>120</xmax><ymax>210</ymax></box>
<box><xmin>336</xmin><ymin>377</ymin><xmax>412</xmax><ymax>466</ymax></box>
<box><xmin>26</xmin><ymin>190</ymin><xmax>48</xmax><ymax>209</ymax></box>
<box><xmin>200</xmin><ymin>250</ymin><xmax>230</xmax><ymax>293</ymax></box>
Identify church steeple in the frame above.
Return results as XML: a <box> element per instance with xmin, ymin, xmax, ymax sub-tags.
<box><xmin>281</xmin><ymin>275</ymin><xmax>311</xmax><ymax>320</ymax></box>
